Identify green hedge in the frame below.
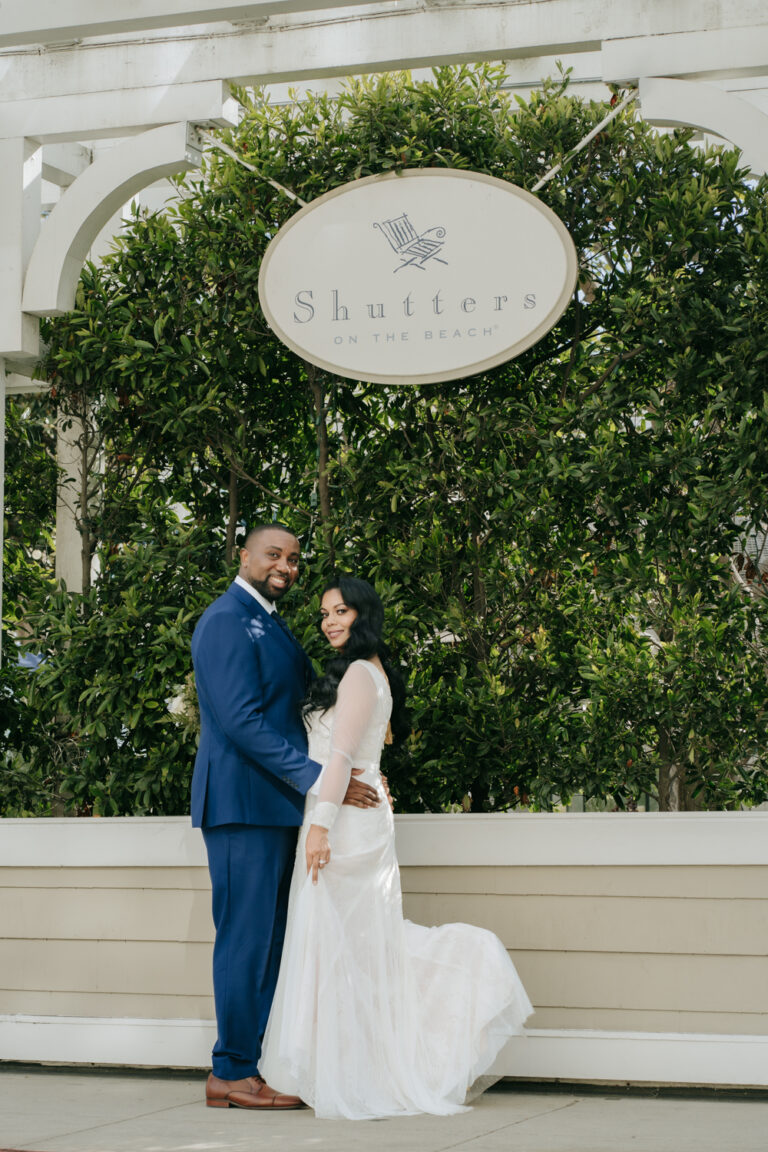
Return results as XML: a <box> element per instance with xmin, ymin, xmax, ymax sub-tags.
<box><xmin>3</xmin><ymin>67</ymin><xmax>768</xmax><ymax>814</ymax></box>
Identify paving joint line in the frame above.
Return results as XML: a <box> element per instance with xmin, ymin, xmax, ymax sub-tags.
<box><xmin>5</xmin><ymin>1092</ymin><xmax>581</xmax><ymax>1152</ymax></box>
<box><xmin>7</xmin><ymin>1093</ymin><xmax>204</xmax><ymax>1150</ymax></box>
<box><xmin>433</xmin><ymin>1098</ymin><xmax>581</xmax><ymax>1152</ymax></box>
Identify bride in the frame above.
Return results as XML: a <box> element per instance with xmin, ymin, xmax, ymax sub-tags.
<box><xmin>259</xmin><ymin>574</ymin><xmax>533</xmax><ymax>1120</ymax></box>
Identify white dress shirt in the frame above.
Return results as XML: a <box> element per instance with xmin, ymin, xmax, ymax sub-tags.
<box><xmin>234</xmin><ymin>574</ymin><xmax>275</xmax><ymax>615</ymax></box>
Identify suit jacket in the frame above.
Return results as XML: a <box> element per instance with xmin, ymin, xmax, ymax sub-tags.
<box><xmin>190</xmin><ymin>581</ymin><xmax>321</xmax><ymax>828</ymax></box>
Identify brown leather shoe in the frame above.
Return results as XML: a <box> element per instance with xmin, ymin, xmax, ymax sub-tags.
<box><xmin>206</xmin><ymin>1072</ymin><xmax>305</xmax><ymax>1110</ymax></box>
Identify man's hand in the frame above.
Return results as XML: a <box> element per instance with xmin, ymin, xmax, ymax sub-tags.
<box><xmin>342</xmin><ymin>767</ymin><xmax>380</xmax><ymax>809</ymax></box>
<box><xmin>381</xmin><ymin>773</ymin><xmax>395</xmax><ymax>812</ymax></box>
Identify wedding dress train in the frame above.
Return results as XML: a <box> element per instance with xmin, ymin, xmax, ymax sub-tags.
<box><xmin>259</xmin><ymin>659</ymin><xmax>532</xmax><ymax>1119</ymax></box>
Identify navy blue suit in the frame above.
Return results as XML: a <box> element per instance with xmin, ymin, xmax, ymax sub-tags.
<box><xmin>191</xmin><ymin>581</ymin><xmax>321</xmax><ymax>1079</ymax></box>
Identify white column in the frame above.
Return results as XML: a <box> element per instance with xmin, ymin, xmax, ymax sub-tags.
<box><xmin>0</xmin><ymin>138</ymin><xmax>43</xmax><ymax>666</ymax></box>
<box><xmin>0</xmin><ymin>138</ymin><xmax>40</xmax><ymax>361</ymax></box>
<box><xmin>55</xmin><ymin>415</ymin><xmax>85</xmax><ymax>594</ymax></box>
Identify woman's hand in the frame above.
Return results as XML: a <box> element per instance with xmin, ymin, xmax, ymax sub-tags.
<box><xmin>306</xmin><ymin>823</ymin><xmax>331</xmax><ymax>885</ymax></box>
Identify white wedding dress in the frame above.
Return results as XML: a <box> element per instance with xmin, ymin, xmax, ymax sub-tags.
<box><xmin>259</xmin><ymin>659</ymin><xmax>533</xmax><ymax>1120</ymax></box>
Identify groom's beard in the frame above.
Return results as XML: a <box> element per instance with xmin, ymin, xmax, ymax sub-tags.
<box><xmin>247</xmin><ymin>574</ymin><xmax>291</xmax><ymax>602</ymax></box>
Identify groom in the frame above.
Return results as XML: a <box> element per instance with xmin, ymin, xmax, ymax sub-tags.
<box><xmin>191</xmin><ymin>522</ymin><xmax>379</xmax><ymax>1110</ymax></box>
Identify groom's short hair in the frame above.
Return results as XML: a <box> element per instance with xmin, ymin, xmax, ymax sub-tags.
<box><xmin>242</xmin><ymin>522</ymin><xmax>298</xmax><ymax>550</ymax></box>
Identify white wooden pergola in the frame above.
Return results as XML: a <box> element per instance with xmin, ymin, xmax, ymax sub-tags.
<box><xmin>1</xmin><ymin>0</ymin><xmax>768</xmax><ymax>659</ymax></box>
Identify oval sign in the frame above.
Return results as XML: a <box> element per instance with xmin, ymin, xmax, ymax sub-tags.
<box><xmin>258</xmin><ymin>169</ymin><xmax>578</xmax><ymax>386</ymax></box>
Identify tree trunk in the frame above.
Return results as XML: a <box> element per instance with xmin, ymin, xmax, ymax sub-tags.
<box><xmin>471</xmin><ymin>530</ymin><xmax>487</xmax><ymax>617</ymax></box>
<box><xmin>469</xmin><ymin>776</ymin><xmax>492</xmax><ymax>812</ymax></box>
<box><xmin>468</xmin><ymin>528</ymin><xmax>490</xmax><ymax>662</ymax></box>
<box><xmin>308</xmin><ymin>365</ymin><xmax>334</xmax><ymax>562</ymax></box>
<box><xmin>225</xmin><ymin>467</ymin><xmax>238</xmax><ymax>567</ymax></box>
<box><xmin>657</xmin><ymin>758</ymin><xmax>685</xmax><ymax>811</ymax></box>
<box><xmin>79</xmin><ymin>427</ymin><xmax>92</xmax><ymax>595</ymax></box>
<box><xmin>657</xmin><ymin>726</ymin><xmax>690</xmax><ymax>810</ymax></box>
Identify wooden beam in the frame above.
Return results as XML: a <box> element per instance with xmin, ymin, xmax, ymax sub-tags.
<box><xmin>4</xmin><ymin>375</ymin><xmax>51</xmax><ymax>395</ymax></box>
<box><xmin>603</xmin><ymin>25</ymin><xmax>768</xmax><ymax>83</ymax></box>
<box><xmin>42</xmin><ymin>144</ymin><xmax>92</xmax><ymax>188</ymax></box>
<box><xmin>0</xmin><ymin>0</ymin><xmax>765</xmax><ymax>105</ymax></box>
<box><xmin>0</xmin><ymin>0</ymin><xmax>388</xmax><ymax>48</ymax></box>
<box><xmin>0</xmin><ymin>81</ymin><xmax>239</xmax><ymax>143</ymax></box>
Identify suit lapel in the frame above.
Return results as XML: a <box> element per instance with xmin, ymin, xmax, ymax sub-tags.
<box><xmin>227</xmin><ymin>580</ymin><xmax>271</xmax><ymax>618</ymax></box>
<box><xmin>226</xmin><ymin>582</ymin><xmax>311</xmax><ymax>681</ymax></box>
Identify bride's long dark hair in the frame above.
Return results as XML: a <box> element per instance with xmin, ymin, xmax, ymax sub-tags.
<box><xmin>303</xmin><ymin>574</ymin><xmax>410</xmax><ymax>744</ymax></box>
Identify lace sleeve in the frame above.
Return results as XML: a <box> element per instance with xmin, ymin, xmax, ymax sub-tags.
<box><xmin>311</xmin><ymin>661</ymin><xmax>378</xmax><ymax>831</ymax></box>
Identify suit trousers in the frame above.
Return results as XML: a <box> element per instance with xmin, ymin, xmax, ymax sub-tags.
<box><xmin>202</xmin><ymin>823</ymin><xmax>298</xmax><ymax>1080</ymax></box>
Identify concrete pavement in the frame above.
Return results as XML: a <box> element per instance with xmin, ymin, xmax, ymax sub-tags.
<box><xmin>2</xmin><ymin>1066</ymin><xmax>768</xmax><ymax>1152</ymax></box>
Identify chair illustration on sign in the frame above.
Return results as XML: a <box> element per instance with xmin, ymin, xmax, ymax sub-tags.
<box><xmin>373</xmin><ymin>213</ymin><xmax>447</xmax><ymax>271</ymax></box>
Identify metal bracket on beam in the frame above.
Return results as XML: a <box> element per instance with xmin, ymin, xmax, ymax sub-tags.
<box><xmin>230</xmin><ymin>17</ymin><xmax>270</xmax><ymax>27</ymax></box>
